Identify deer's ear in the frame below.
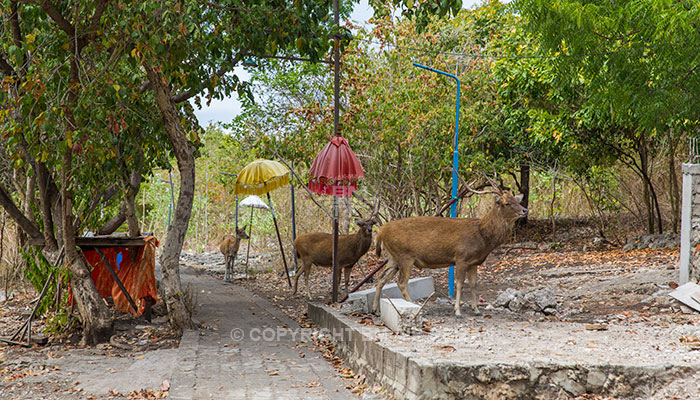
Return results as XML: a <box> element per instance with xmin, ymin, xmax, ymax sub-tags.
<box><xmin>514</xmin><ymin>194</ymin><xmax>524</xmax><ymax>203</ymax></box>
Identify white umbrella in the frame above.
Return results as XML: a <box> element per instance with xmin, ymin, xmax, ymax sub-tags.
<box><xmin>239</xmin><ymin>195</ymin><xmax>269</xmax><ymax>210</ymax></box>
<box><xmin>239</xmin><ymin>195</ymin><xmax>270</xmax><ymax>277</ymax></box>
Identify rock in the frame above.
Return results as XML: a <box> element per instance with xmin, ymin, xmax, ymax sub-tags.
<box><xmin>551</xmin><ymin>370</ymin><xmax>585</xmax><ymax>397</ymax></box>
<box><xmin>494</xmin><ymin>287</ymin><xmax>558</xmax><ymax>314</ymax></box>
<box><xmin>494</xmin><ymin>288</ymin><xmax>521</xmax><ymax>308</ymax></box>
<box><xmin>624</xmin><ymin>233</ymin><xmax>679</xmax><ymax>251</ymax></box>
<box><xmin>523</xmin><ymin>288</ymin><xmax>558</xmax><ymax>312</ymax></box>
<box><xmin>542</xmin><ymin>307</ymin><xmax>557</xmax><ymax>315</ymax></box>
<box><xmin>509</xmin><ymin>295</ymin><xmax>525</xmax><ymax>312</ymax></box>
<box><xmin>585</xmin><ymin>369</ymin><xmax>608</xmax><ymax>390</ymax></box>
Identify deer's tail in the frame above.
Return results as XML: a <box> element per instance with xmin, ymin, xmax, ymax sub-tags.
<box><xmin>375</xmin><ymin>231</ymin><xmax>383</xmax><ymax>257</ymax></box>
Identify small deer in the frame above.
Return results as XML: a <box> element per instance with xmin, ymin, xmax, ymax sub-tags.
<box><xmin>372</xmin><ymin>186</ymin><xmax>527</xmax><ymax>317</ymax></box>
<box><xmin>293</xmin><ymin>202</ymin><xmax>380</xmax><ymax>299</ymax></box>
<box><xmin>219</xmin><ymin>226</ymin><xmax>249</xmax><ymax>282</ymax></box>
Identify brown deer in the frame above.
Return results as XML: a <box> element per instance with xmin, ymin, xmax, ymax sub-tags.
<box><xmin>293</xmin><ymin>202</ymin><xmax>380</xmax><ymax>298</ymax></box>
<box><xmin>372</xmin><ymin>188</ymin><xmax>527</xmax><ymax>317</ymax></box>
<box><xmin>219</xmin><ymin>226</ymin><xmax>249</xmax><ymax>282</ymax></box>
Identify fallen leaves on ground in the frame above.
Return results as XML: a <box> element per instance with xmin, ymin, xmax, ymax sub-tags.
<box><xmin>680</xmin><ymin>335</ymin><xmax>700</xmax><ymax>349</ymax></box>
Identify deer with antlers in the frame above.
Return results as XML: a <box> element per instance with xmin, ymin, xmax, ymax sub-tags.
<box><xmin>293</xmin><ymin>201</ymin><xmax>380</xmax><ymax>299</ymax></box>
<box><xmin>372</xmin><ymin>180</ymin><xmax>527</xmax><ymax>317</ymax></box>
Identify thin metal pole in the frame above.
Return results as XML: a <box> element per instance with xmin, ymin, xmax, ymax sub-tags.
<box><xmin>290</xmin><ymin>162</ymin><xmax>298</xmax><ymax>270</ymax></box>
<box><xmin>268</xmin><ymin>193</ymin><xmax>291</xmax><ymax>287</ymax></box>
<box><xmin>413</xmin><ymin>62</ymin><xmax>460</xmax><ymax>298</ymax></box>
<box><xmin>333</xmin><ymin>0</ymin><xmax>340</xmax><ymax>138</ymax></box>
<box><xmin>235</xmin><ymin>195</ymin><xmax>239</xmax><ymax>230</ymax></box>
<box><xmin>205</xmin><ymin>170</ymin><xmax>208</xmax><ymax>247</ymax></box>
<box><xmin>245</xmin><ymin>207</ymin><xmax>254</xmax><ymax>277</ymax></box>
<box><xmin>332</xmin><ymin>197</ymin><xmax>339</xmax><ymax>303</ymax></box>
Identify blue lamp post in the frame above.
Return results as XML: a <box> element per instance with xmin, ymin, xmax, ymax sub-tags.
<box><xmin>413</xmin><ymin>62</ymin><xmax>460</xmax><ymax>298</ymax></box>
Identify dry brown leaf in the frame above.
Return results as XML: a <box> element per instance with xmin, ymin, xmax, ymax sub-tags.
<box><xmin>585</xmin><ymin>324</ymin><xmax>608</xmax><ymax>331</ymax></box>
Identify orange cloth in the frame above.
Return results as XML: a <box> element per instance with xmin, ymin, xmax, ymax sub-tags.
<box><xmin>80</xmin><ymin>236</ymin><xmax>159</xmax><ymax>316</ymax></box>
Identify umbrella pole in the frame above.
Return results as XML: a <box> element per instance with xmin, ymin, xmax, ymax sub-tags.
<box><xmin>332</xmin><ymin>196</ymin><xmax>339</xmax><ymax>303</ymax></box>
<box><xmin>245</xmin><ymin>207</ymin><xmax>254</xmax><ymax>278</ymax></box>
<box><xmin>267</xmin><ymin>193</ymin><xmax>291</xmax><ymax>287</ymax></box>
<box><xmin>291</xmin><ymin>162</ymin><xmax>298</xmax><ymax>271</ymax></box>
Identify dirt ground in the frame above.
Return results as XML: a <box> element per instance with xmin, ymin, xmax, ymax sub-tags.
<box><xmin>1</xmin><ymin>219</ymin><xmax>696</xmax><ymax>400</ymax></box>
<box><xmin>234</xmin><ymin>220</ymin><xmax>700</xmax><ymax>399</ymax></box>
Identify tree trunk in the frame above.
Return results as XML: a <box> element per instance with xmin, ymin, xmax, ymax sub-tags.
<box><xmin>143</xmin><ymin>62</ymin><xmax>195</xmax><ymax>333</ymax></box>
<box><xmin>36</xmin><ymin>164</ymin><xmax>59</xmax><ymax>251</ymax></box>
<box><xmin>516</xmin><ymin>162</ymin><xmax>530</xmax><ymax>227</ymax></box>
<box><xmin>668</xmin><ymin>131</ymin><xmax>680</xmax><ymax>233</ymax></box>
<box><xmin>61</xmin><ymin>148</ymin><xmax>113</xmax><ymax>345</ymax></box>
<box><xmin>637</xmin><ymin>134</ymin><xmax>663</xmax><ymax>233</ymax></box>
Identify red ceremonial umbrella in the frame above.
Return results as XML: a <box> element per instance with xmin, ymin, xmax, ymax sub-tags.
<box><xmin>308</xmin><ymin>135</ymin><xmax>363</xmax><ymax>302</ymax></box>
<box><xmin>308</xmin><ymin>136</ymin><xmax>364</xmax><ymax>197</ymax></box>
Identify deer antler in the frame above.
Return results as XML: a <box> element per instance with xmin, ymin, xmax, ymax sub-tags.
<box><xmin>370</xmin><ymin>198</ymin><xmax>381</xmax><ymax>219</ymax></box>
<box><xmin>451</xmin><ymin>166</ymin><xmax>501</xmax><ymax>196</ymax></box>
<box><xmin>480</xmin><ymin>172</ymin><xmax>504</xmax><ymax>196</ymax></box>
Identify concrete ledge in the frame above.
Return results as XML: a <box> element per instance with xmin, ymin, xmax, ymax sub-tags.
<box><xmin>308</xmin><ymin>303</ymin><xmax>700</xmax><ymax>400</ymax></box>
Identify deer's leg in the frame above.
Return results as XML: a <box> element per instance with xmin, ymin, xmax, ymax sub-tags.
<box><xmin>292</xmin><ymin>258</ymin><xmax>302</xmax><ymax>295</ymax></box>
<box><xmin>224</xmin><ymin>256</ymin><xmax>230</xmax><ymax>282</ymax></box>
<box><xmin>396</xmin><ymin>260</ymin><xmax>413</xmax><ymax>303</ymax></box>
<box><xmin>454</xmin><ymin>264</ymin><xmax>468</xmax><ymax>318</ymax></box>
<box><xmin>304</xmin><ymin>263</ymin><xmax>312</xmax><ymax>299</ymax></box>
<box><xmin>467</xmin><ymin>265</ymin><xmax>481</xmax><ymax>316</ymax></box>
<box><xmin>343</xmin><ymin>266</ymin><xmax>352</xmax><ymax>295</ymax></box>
<box><xmin>372</xmin><ymin>259</ymin><xmax>398</xmax><ymax>313</ymax></box>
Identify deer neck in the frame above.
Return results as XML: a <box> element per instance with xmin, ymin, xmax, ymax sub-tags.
<box><xmin>478</xmin><ymin>206</ymin><xmax>514</xmax><ymax>248</ymax></box>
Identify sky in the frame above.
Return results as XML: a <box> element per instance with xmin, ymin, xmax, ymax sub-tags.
<box><xmin>191</xmin><ymin>0</ymin><xmax>487</xmax><ymax>126</ymax></box>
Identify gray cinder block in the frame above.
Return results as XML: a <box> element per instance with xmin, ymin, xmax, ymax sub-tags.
<box><xmin>347</xmin><ymin>276</ymin><xmax>434</xmax><ymax>313</ymax></box>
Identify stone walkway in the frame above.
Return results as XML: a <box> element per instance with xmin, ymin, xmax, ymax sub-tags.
<box><xmin>169</xmin><ymin>267</ymin><xmax>356</xmax><ymax>399</ymax></box>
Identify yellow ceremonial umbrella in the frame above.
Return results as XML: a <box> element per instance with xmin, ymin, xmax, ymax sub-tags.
<box><xmin>233</xmin><ymin>159</ymin><xmax>290</xmax><ymax>196</ymax></box>
<box><xmin>233</xmin><ymin>159</ymin><xmax>292</xmax><ymax>286</ymax></box>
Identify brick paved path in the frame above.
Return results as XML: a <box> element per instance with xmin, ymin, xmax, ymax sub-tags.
<box><xmin>169</xmin><ymin>267</ymin><xmax>355</xmax><ymax>399</ymax></box>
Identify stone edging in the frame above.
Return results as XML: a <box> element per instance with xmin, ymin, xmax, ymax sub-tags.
<box><xmin>308</xmin><ymin>303</ymin><xmax>697</xmax><ymax>400</ymax></box>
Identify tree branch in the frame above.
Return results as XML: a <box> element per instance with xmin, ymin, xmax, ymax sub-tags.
<box><xmin>86</xmin><ymin>0</ymin><xmax>109</xmax><ymax>42</ymax></box>
<box><xmin>39</xmin><ymin>1</ymin><xmax>75</xmax><ymax>37</ymax></box>
<box><xmin>242</xmin><ymin>53</ymin><xmax>334</xmax><ymax>65</ymax></box>
<box><xmin>10</xmin><ymin>1</ymin><xmax>23</xmax><ymax>49</ymax></box>
<box><xmin>0</xmin><ymin>184</ymin><xmax>42</xmax><ymax>240</ymax></box>
<box><xmin>171</xmin><ymin>46</ymin><xmax>251</xmax><ymax>103</ymax></box>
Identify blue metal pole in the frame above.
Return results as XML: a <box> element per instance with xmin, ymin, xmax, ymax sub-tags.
<box><xmin>413</xmin><ymin>62</ymin><xmax>460</xmax><ymax>298</ymax></box>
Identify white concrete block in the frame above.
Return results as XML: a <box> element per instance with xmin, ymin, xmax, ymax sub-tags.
<box><xmin>380</xmin><ymin>298</ymin><xmax>421</xmax><ymax>332</ymax></box>
<box><xmin>347</xmin><ymin>276</ymin><xmax>434</xmax><ymax>313</ymax></box>
<box><xmin>670</xmin><ymin>282</ymin><xmax>700</xmax><ymax>312</ymax></box>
